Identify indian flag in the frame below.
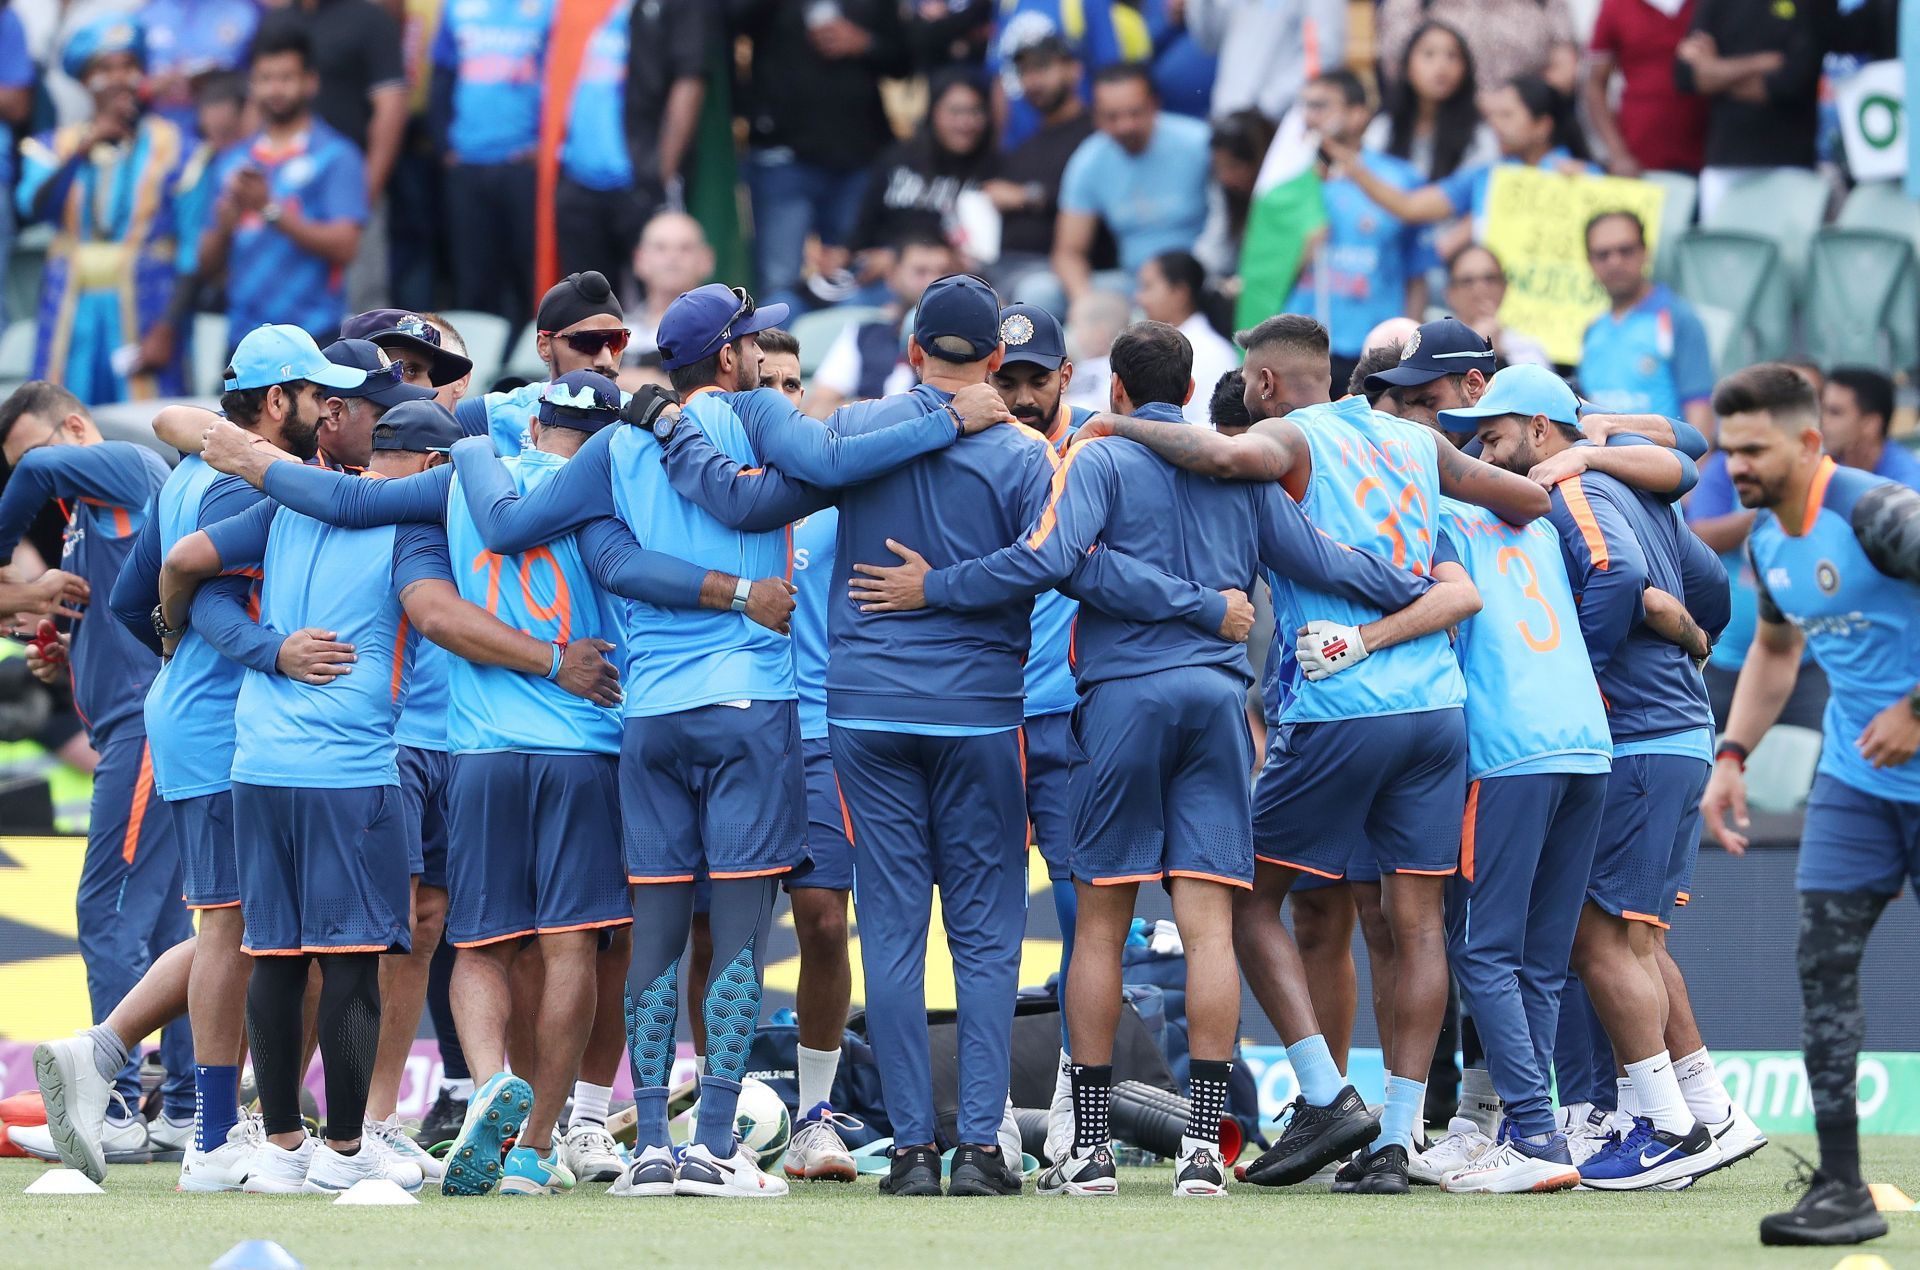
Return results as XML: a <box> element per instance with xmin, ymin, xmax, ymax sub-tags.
<box><xmin>1233</xmin><ymin>108</ymin><xmax>1327</xmax><ymax>333</ymax></box>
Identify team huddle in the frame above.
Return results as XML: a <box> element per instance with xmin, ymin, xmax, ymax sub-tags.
<box><xmin>4</xmin><ymin>263</ymin><xmax>1918</xmax><ymax>1247</ymax></box>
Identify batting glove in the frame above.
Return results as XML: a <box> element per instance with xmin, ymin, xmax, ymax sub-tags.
<box><xmin>1296</xmin><ymin>620</ymin><xmax>1369</xmax><ymax>681</ymax></box>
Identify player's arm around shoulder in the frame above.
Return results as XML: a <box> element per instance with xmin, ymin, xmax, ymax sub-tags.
<box><xmin>1849</xmin><ymin>478</ymin><xmax>1920</xmax><ymax>585</ymax></box>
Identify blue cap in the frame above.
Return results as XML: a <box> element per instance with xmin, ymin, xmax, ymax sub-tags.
<box><xmin>371</xmin><ymin>400</ymin><xmax>462</xmax><ymax>453</ymax></box>
<box><xmin>224</xmin><ymin>324</ymin><xmax>368</xmax><ymax>393</ymax></box>
<box><xmin>537</xmin><ymin>371</ymin><xmax>622</xmax><ymax>431</ymax></box>
<box><xmin>1437</xmin><ymin>364</ymin><xmax>1581</xmax><ymax>432</ymax></box>
<box><xmin>915</xmin><ymin>274</ymin><xmax>1003</xmax><ymax>364</ymax></box>
<box><xmin>656</xmin><ymin>284</ymin><xmax>789</xmax><ymax>372</ymax></box>
<box><xmin>63</xmin><ymin>16</ymin><xmax>144</xmax><ymax>80</ymax></box>
<box><xmin>996</xmin><ymin>303</ymin><xmax>1066</xmax><ymax>371</ymax></box>
<box><xmin>341</xmin><ymin>309</ymin><xmax>472</xmax><ymax>386</ymax></box>
<box><xmin>321</xmin><ymin>339</ymin><xmax>436</xmax><ymax>408</ymax></box>
<box><xmin>1364</xmin><ymin>316</ymin><xmax>1496</xmax><ymax>392</ymax></box>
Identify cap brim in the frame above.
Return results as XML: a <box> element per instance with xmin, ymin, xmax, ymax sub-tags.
<box><xmin>372</xmin><ymin>332</ymin><xmax>474</xmax><ymax>387</ymax></box>
<box><xmin>1365</xmin><ymin>364</ymin><xmax>1449</xmax><ymax>391</ymax></box>
<box><xmin>365</xmin><ymin>382</ymin><xmax>438</xmax><ymax>408</ymax></box>
<box><xmin>1435</xmin><ymin>401</ymin><xmax>1510</xmax><ymax>429</ymax></box>
<box><xmin>737</xmin><ymin>303</ymin><xmax>791</xmax><ymax>340</ymax></box>
<box><xmin>1000</xmin><ymin>349</ymin><xmax>1064</xmax><ymax>370</ymax></box>
<box><xmin>309</xmin><ymin>363</ymin><xmax>371</xmax><ymax>391</ymax></box>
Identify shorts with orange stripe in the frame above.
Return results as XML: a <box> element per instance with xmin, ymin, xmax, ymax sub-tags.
<box><xmin>789</xmin><ymin>737</ymin><xmax>852</xmax><ymax>891</ymax></box>
<box><xmin>620</xmin><ymin>703</ymin><xmax>808</xmax><ymax>883</ymax></box>
<box><xmin>1073</xmin><ymin>666</ymin><xmax>1255</xmax><ymax>888</ymax></box>
<box><xmin>1588</xmin><ymin>752</ymin><xmax>1710</xmax><ymax>928</ymax></box>
<box><xmin>444</xmin><ymin>752</ymin><xmax>629</xmax><ymax>947</ymax></box>
<box><xmin>1253</xmin><ymin>709</ymin><xmax>1468</xmax><ymax>879</ymax></box>
<box><xmin>232</xmin><ymin>782</ymin><xmax>410</xmax><ymax>955</ymax></box>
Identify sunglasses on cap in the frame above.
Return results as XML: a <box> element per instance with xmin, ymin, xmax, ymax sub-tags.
<box><xmin>540</xmin><ymin>327</ymin><xmax>632</xmax><ymax>357</ymax></box>
<box><xmin>715</xmin><ymin>285</ymin><xmax>756</xmax><ymax>347</ymax></box>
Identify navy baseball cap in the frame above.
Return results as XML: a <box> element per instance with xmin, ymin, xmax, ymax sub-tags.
<box><xmin>656</xmin><ymin>284</ymin><xmax>789</xmax><ymax>372</ymax></box>
<box><xmin>341</xmin><ymin>309</ymin><xmax>472</xmax><ymax>386</ymax></box>
<box><xmin>1364</xmin><ymin>317</ymin><xmax>1496</xmax><ymax>392</ymax></box>
<box><xmin>321</xmin><ymin>339</ymin><xmax>436</xmax><ymax>409</ymax></box>
<box><xmin>224</xmin><ymin>324</ymin><xmax>367</xmax><ymax>393</ymax></box>
<box><xmin>997</xmin><ymin>303</ymin><xmax>1066</xmax><ymax>371</ymax></box>
<box><xmin>1438</xmin><ymin>364</ymin><xmax>1581</xmax><ymax>432</ymax></box>
<box><xmin>537</xmin><ymin>370</ymin><xmax>622</xmax><ymax>432</ymax></box>
<box><xmin>371</xmin><ymin>400</ymin><xmax>462</xmax><ymax>453</ymax></box>
<box><xmin>915</xmin><ymin>274</ymin><xmax>1003</xmax><ymax>364</ymax></box>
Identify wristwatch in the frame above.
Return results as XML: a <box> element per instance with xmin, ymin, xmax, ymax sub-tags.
<box><xmin>652</xmin><ymin>409</ymin><xmax>680</xmax><ymax>444</ymax></box>
<box><xmin>1907</xmin><ymin>684</ymin><xmax>1920</xmax><ymax>720</ymax></box>
<box><xmin>260</xmin><ymin>201</ymin><xmax>284</xmax><ymax>226</ymax></box>
<box><xmin>730</xmin><ymin>577</ymin><xmax>752</xmax><ymax>613</ymax></box>
<box><xmin>151</xmin><ymin>603</ymin><xmax>185</xmax><ymax>642</ymax></box>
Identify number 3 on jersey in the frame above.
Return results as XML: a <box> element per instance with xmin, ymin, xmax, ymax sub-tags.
<box><xmin>1495</xmin><ymin>544</ymin><xmax>1561</xmax><ymax>653</ymax></box>
<box><xmin>471</xmin><ymin>546</ymin><xmax>573</xmax><ymax>643</ymax></box>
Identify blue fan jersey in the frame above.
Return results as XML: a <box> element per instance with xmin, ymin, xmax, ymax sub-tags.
<box><xmin>791</xmin><ymin>506</ymin><xmax>837</xmax><ymax>742</ymax></box>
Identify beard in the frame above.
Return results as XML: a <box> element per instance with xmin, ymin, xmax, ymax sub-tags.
<box><xmin>280</xmin><ymin>408</ymin><xmax>321</xmax><ymax>461</ymax></box>
<box><xmin>1011</xmin><ymin>398</ymin><xmax>1060</xmax><ymax>435</ymax></box>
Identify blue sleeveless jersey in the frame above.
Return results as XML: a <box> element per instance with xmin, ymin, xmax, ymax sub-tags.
<box><xmin>1749</xmin><ymin>459</ymin><xmax>1920</xmax><ymax>803</ymax></box>
<box><xmin>1274</xmin><ymin>397</ymin><xmax>1465</xmax><ymax>723</ymax></box>
<box><xmin>609</xmin><ymin>389</ymin><xmax>796</xmax><ymax>717</ymax></box>
<box><xmin>791</xmin><ymin>506</ymin><xmax>838</xmax><ymax>742</ymax></box>
<box><xmin>1438</xmin><ymin>497</ymin><xmax>1611</xmax><ymax>780</ymax></box>
<box><xmin>445</xmin><ymin>448</ymin><xmax>622</xmax><ymax>754</ymax></box>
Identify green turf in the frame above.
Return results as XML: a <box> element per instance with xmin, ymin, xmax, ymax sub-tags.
<box><xmin>2</xmin><ymin>1137</ymin><xmax>1916</xmax><ymax>1269</ymax></box>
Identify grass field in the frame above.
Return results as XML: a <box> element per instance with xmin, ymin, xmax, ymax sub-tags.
<box><xmin>1</xmin><ymin>1137</ymin><xmax>1916</xmax><ymax>1269</ymax></box>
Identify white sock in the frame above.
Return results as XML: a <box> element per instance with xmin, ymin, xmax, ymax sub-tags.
<box><xmin>1624</xmin><ymin>1053</ymin><xmax>1693</xmax><ymax>1135</ymax></box>
<box><xmin>697</xmin><ymin>1054</ymin><xmax>708</xmax><ymax>1077</ymax></box>
<box><xmin>441</xmin><ymin>1077</ymin><xmax>474</xmax><ymax>1100</ymax></box>
<box><xmin>1612</xmin><ymin>1077</ymin><xmax>1638</xmax><ymax>1134</ymax></box>
<box><xmin>796</xmin><ymin>1044</ymin><xmax>842</xmax><ymax>1114</ymax></box>
<box><xmin>1673</xmin><ymin>1046</ymin><xmax>1734</xmax><ymax>1123</ymax></box>
<box><xmin>1460</xmin><ymin>1067</ymin><xmax>1502</xmax><ymax>1138</ymax></box>
<box><xmin>571</xmin><ymin>1081</ymin><xmax>612</xmax><ymax>1129</ymax></box>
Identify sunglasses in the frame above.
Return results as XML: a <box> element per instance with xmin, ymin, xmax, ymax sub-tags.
<box><xmin>542</xmin><ymin>327</ymin><xmax>632</xmax><ymax>357</ymax></box>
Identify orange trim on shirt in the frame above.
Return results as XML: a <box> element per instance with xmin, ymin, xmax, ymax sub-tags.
<box><xmin>1460</xmin><ymin>780</ymin><xmax>1480</xmax><ymax>883</ymax></box>
<box><xmin>244</xmin><ymin>946</ymin><xmax>308</xmax><ymax>957</ymax></box>
<box><xmin>785</xmin><ymin>522</ymin><xmax>795</xmax><ymax>583</ymax></box>
<box><xmin>1791</xmin><ymin>456</ymin><xmax>1837</xmax><ymax>537</ymax></box>
<box><xmin>1168</xmin><ymin>868</ymin><xmax>1255</xmax><ymax>891</ymax></box>
<box><xmin>390</xmin><ymin>613</ymin><xmax>410</xmax><ymax>701</ymax></box>
<box><xmin>79</xmin><ymin>497</ymin><xmax>133</xmax><ymax>536</ymax></box>
<box><xmin>1557</xmin><ymin>476</ymin><xmax>1609</xmax><ymax>571</ymax></box>
<box><xmin>122</xmin><ymin>743</ymin><xmax>154</xmax><ymax>864</ymax></box>
<box><xmin>1025</xmin><ymin>438</ymin><xmax>1091</xmax><ymax>549</ymax></box>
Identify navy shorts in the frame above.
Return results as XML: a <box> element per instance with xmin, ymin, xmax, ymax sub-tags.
<box><xmin>397</xmin><ymin>745</ymin><xmax>452</xmax><ymax>890</ymax></box>
<box><xmin>620</xmin><ymin>701</ymin><xmax>808</xmax><ymax>883</ymax></box>
<box><xmin>1253</xmin><ymin>709</ymin><xmax>1468</xmax><ymax>879</ymax></box>
<box><xmin>1797</xmin><ymin>772</ymin><xmax>1920</xmax><ymax>896</ymax></box>
<box><xmin>1073</xmin><ymin>666</ymin><xmax>1255</xmax><ymax>888</ymax></box>
<box><xmin>1588</xmin><ymin>752</ymin><xmax>1709</xmax><ymax>928</ymax></box>
<box><xmin>178</xmin><ymin>789</ymin><xmax>239</xmax><ymax>909</ymax></box>
<box><xmin>232</xmin><ymin>783</ymin><xmax>411</xmax><ymax>956</ymax></box>
<box><xmin>1023</xmin><ymin>711</ymin><xmax>1082</xmax><ymax>882</ymax></box>
<box><xmin>1290</xmin><ymin>840</ymin><xmax>1381</xmax><ymax>893</ymax></box>
<box><xmin>790</xmin><ymin>737</ymin><xmax>853</xmax><ymax>892</ymax></box>
<box><xmin>444</xmin><ymin>752</ymin><xmax>630</xmax><ymax>947</ymax></box>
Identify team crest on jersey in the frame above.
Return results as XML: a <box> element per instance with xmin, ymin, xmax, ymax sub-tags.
<box><xmin>1816</xmin><ymin>560</ymin><xmax>1840</xmax><ymax>594</ymax></box>
<box><xmin>1001</xmin><ymin>314</ymin><xmax>1035</xmax><ymax>346</ymax></box>
<box><xmin>281</xmin><ymin>156</ymin><xmax>315</xmax><ymax>189</ymax></box>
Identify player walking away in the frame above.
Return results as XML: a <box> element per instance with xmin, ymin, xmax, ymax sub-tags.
<box><xmin>850</xmin><ymin>319</ymin><xmax>1462</xmax><ymax>1198</ymax></box>
<box><xmin>1699</xmin><ymin>366</ymin><xmax>1920</xmax><ymax>1247</ymax></box>
<box><xmin>0</xmin><ymin>381</ymin><xmax>194</xmax><ymax>1176</ymax></box>
<box><xmin>1072</xmin><ymin>315</ymin><xmax>1548</xmax><ymax>1195</ymax></box>
<box><xmin>457</xmin><ymin>270</ymin><xmax>633</xmax><ymax>455</ymax></box>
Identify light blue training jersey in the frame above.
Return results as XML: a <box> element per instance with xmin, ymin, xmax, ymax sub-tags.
<box><xmin>791</xmin><ymin>506</ymin><xmax>837</xmax><ymax>742</ymax></box>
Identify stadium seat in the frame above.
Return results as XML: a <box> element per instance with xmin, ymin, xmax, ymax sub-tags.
<box><xmin>190</xmin><ymin>312</ymin><xmax>231</xmax><ymax>396</ymax></box>
<box><xmin>790</xmin><ymin>305</ymin><xmax>886</xmax><ymax>377</ymax></box>
<box><xmin>1671</xmin><ymin>229</ymin><xmax>1791</xmax><ymax>369</ymax></box>
<box><xmin>5</xmin><ymin>224</ymin><xmax>51</xmax><ymax>325</ymax></box>
<box><xmin>501</xmin><ymin>322</ymin><xmax>546</xmax><ymax>382</ymax></box>
<box><xmin>435</xmin><ymin>309</ymin><xmax>512</xmax><ymax>389</ymax></box>
<box><xmin>1837</xmin><ymin>180</ymin><xmax>1920</xmax><ymax>260</ymax></box>
<box><xmin>1700</xmin><ymin>166</ymin><xmax>1829</xmax><ymax>293</ymax></box>
<box><xmin>1640</xmin><ymin>170</ymin><xmax>1697</xmax><ymax>285</ymax></box>
<box><xmin>1744</xmin><ymin>724</ymin><xmax>1823</xmax><ymax>814</ymax></box>
<box><xmin>1804</xmin><ymin>227</ymin><xmax>1918</xmax><ymax>374</ymax></box>
<box><xmin>0</xmin><ymin>318</ymin><xmax>35</xmax><ymax>383</ymax></box>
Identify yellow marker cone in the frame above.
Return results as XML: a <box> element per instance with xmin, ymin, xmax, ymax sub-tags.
<box><xmin>1868</xmin><ymin>1182</ymin><xmax>1915</xmax><ymax>1212</ymax></box>
<box><xmin>1829</xmin><ymin>1255</ymin><xmax>1892</xmax><ymax>1270</ymax></box>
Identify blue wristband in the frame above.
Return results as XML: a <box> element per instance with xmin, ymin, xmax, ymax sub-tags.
<box><xmin>546</xmin><ymin>641</ymin><xmax>564</xmax><ymax>681</ymax></box>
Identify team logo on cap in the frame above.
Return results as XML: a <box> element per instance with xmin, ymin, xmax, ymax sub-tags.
<box><xmin>1401</xmin><ymin>329</ymin><xmax>1421</xmax><ymax>361</ymax></box>
<box><xmin>1001</xmin><ymin>314</ymin><xmax>1035</xmax><ymax>346</ymax></box>
<box><xmin>397</xmin><ymin>314</ymin><xmax>431</xmax><ymax>338</ymax></box>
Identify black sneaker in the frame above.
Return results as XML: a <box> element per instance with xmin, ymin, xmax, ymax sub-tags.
<box><xmin>1333</xmin><ymin>1144</ymin><xmax>1410</xmax><ymax>1195</ymax></box>
<box><xmin>1038</xmin><ymin>1144</ymin><xmax>1118</xmax><ymax>1196</ymax></box>
<box><xmin>1760</xmin><ymin>1167</ymin><xmax>1889</xmax><ymax>1247</ymax></box>
<box><xmin>879</xmin><ymin>1144</ymin><xmax>941</xmax><ymax>1197</ymax></box>
<box><xmin>948</xmin><ymin>1143</ymin><xmax>1021</xmax><ymax>1196</ymax></box>
<box><xmin>417</xmin><ymin>1088</ymin><xmax>468</xmax><ymax>1153</ymax></box>
<box><xmin>1244</xmin><ymin>1085</ymin><xmax>1379</xmax><ymax>1187</ymax></box>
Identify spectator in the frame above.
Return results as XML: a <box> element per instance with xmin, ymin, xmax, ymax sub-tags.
<box><xmin>1376</xmin><ymin>0</ymin><xmax>1579</xmax><ymax>98</ymax></box>
<box><xmin>1673</xmin><ymin>0</ymin><xmax>1825</xmax><ymax>218</ymax></box>
<box><xmin>626</xmin><ymin>210</ymin><xmax>716</xmax><ymax>359</ymax></box>
<box><xmin>983</xmin><ymin>35</ymin><xmax>1097</xmax><ymax>294</ymax></box>
<box><xmin>904</xmin><ymin>0</ymin><xmax>993</xmax><ymax>72</ymax></box>
<box><xmin>139</xmin><ymin>0</ymin><xmax>258</xmax><ymax>135</ymax></box>
<box><xmin>1822</xmin><ymin>367</ymin><xmax>1920</xmax><ymax>489</ymax></box>
<box><xmin>850</xmin><ymin>71</ymin><xmax>995</xmax><ymax>269</ymax></box>
<box><xmin>1444</xmin><ymin>243</ymin><xmax>1551</xmax><ymax>368</ymax></box>
<box><xmin>1134</xmin><ymin>250</ymin><xmax>1239</xmax><ymax>427</ymax></box>
<box><xmin>986</xmin><ymin>0</ymin><xmax>1150</xmax><ymax>152</ymax></box>
<box><xmin>1194</xmin><ymin>109</ymin><xmax>1274</xmax><ymax>279</ymax></box>
<box><xmin>433</xmin><ymin>0</ymin><xmax>551</xmax><ymax>321</ymax></box>
<box><xmin>735</xmin><ymin>0</ymin><xmax>910</xmax><ymax>313</ymax></box>
<box><xmin>198</xmin><ymin>27</ymin><xmax>366</xmax><ymax>342</ymax></box>
<box><xmin>1061</xmin><ymin>286</ymin><xmax>1130</xmax><ymax>412</ymax></box>
<box><xmin>1362</xmin><ymin>21</ymin><xmax>1499</xmax><ymax>182</ymax></box>
<box><xmin>169</xmin><ymin>71</ymin><xmax>248</xmax><ymax>327</ymax></box>
<box><xmin>1577</xmin><ymin>210</ymin><xmax>1714</xmax><ymax>439</ymax></box>
<box><xmin>1288</xmin><ymin>70</ymin><xmax>1430</xmax><ymax>396</ymax></box>
<box><xmin>15</xmin><ymin>0</ymin><xmax>137</xmax><ymax>129</ymax></box>
<box><xmin>807</xmin><ymin>233</ymin><xmax>960</xmax><ymax>417</ymax></box>
<box><xmin>1053</xmin><ymin>64</ymin><xmax>1211</xmax><ymax>303</ymax></box>
<box><xmin>1584</xmin><ymin>0</ymin><xmax>1707</xmax><ymax>178</ymax></box>
<box><xmin>0</xmin><ymin>3</ymin><xmax>33</xmax><ymax>315</ymax></box>
<box><xmin>1184</xmin><ymin>0</ymin><xmax>1344</xmax><ymax>122</ymax></box>
<box><xmin>1210</xmin><ymin>367</ymin><xmax>1251</xmax><ymax>434</ymax></box>
<box><xmin>258</xmin><ymin>0</ymin><xmax>407</xmax><ymax>312</ymax></box>
<box><xmin>538</xmin><ymin>0</ymin><xmax>712</xmax><ymax>293</ymax></box>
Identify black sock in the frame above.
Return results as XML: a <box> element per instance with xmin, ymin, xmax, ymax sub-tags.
<box><xmin>1817</xmin><ymin>1113</ymin><xmax>1863</xmax><ymax>1187</ymax></box>
<box><xmin>1070</xmin><ymin>1063</ymin><xmax>1112</xmax><ymax>1154</ymax></box>
<box><xmin>317</xmin><ymin>953</ymin><xmax>382</xmax><ymax>1142</ymax></box>
<box><xmin>1186</xmin><ymin>1059</ymin><xmax>1233</xmax><ymax>1147</ymax></box>
<box><xmin>246</xmin><ymin>954</ymin><xmax>313</xmax><ymax>1137</ymax></box>
<box><xmin>1798</xmin><ymin>890</ymin><xmax>1888</xmax><ymax>1188</ymax></box>
<box><xmin>426</xmin><ymin>938</ymin><xmax>468</xmax><ymax>1083</ymax></box>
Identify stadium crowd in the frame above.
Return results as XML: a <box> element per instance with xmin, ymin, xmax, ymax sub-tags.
<box><xmin>0</xmin><ymin>0</ymin><xmax>1916</xmax><ymax>1256</ymax></box>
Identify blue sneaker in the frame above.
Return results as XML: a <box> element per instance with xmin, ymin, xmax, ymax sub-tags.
<box><xmin>441</xmin><ymin>1072</ymin><xmax>534</xmax><ymax>1196</ymax></box>
<box><xmin>499</xmin><ymin>1144</ymin><xmax>572</xmax><ymax>1196</ymax></box>
<box><xmin>1578</xmin><ymin>1116</ymin><xmax>1721</xmax><ymax>1190</ymax></box>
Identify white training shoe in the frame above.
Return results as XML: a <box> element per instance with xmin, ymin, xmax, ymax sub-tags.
<box><xmin>609</xmin><ymin>1144</ymin><xmax>677</xmax><ymax>1197</ymax></box>
<box><xmin>1045</xmin><ymin>1053</ymin><xmax>1073</xmax><ymax>1165</ymax></box>
<box><xmin>32</xmin><ymin>1035</ymin><xmax>116</xmax><ymax>1181</ymax></box>
<box><xmin>179</xmin><ymin>1118</ymin><xmax>265</xmax><ymax>1193</ymax></box>
<box><xmin>1442</xmin><ymin>1139</ymin><xmax>1582</xmax><ymax>1194</ymax></box>
<box><xmin>365</xmin><ymin>1114</ymin><xmax>445</xmax><ymax>1183</ymax></box>
<box><xmin>1564</xmin><ymin>1106</ymin><xmax>1618</xmax><ymax>1166</ymax></box>
<box><xmin>673</xmin><ymin>1141</ymin><xmax>789</xmax><ymax>1197</ymax></box>
<box><xmin>10</xmin><ymin>1108</ymin><xmax>150</xmax><ymax>1168</ymax></box>
<box><xmin>1409</xmin><ymin>1119</ymin><xmax>1495</xmax><ymax>1186</ymax></box>
<box><xmin>147</xmin><ymin>1114</ymin><xmax>194</xmax><ymax>1160</ymax></box>
<box><xmin>561</xmin><ymin>1122</ymin><xmax>626</xmax><ymax>1184</ymax></box>
<box><xmin>1706</xmin><ymin>1102</ymin><xmax>1768</xmax><ymax>1169</ymax></box>
<box><xmin>1037</xmin><ymin>1144</ymin><xmax>1119</xmax><ymax>1196</ymax></box>
<box><xmin>304</xmin><ymin>1135</ymin><xmax>425</xmax><ymax>1194</ymax></box>
<box><xmin>1173</xmin><ymin>1139</ymin><xmax>1228</xmax><ymax>1198</ymax></box>
<box><xmin>243</xmin><ymin>1135</ymin><xmax>317</xmax><ymax>1193</ymax></box>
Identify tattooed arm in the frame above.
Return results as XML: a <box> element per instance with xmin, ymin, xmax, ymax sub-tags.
<box><xmin>1077</xmin><ymin>412</ymin><xmax>1307</xmax><ymax>481</ymax></box>
<box><xmin>1436</xmin><ymin>439</ymin><xmax>1552</xmax><ymax>525</ymax></box>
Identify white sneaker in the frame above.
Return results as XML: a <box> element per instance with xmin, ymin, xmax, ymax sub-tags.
<box><xmin>303</xmin><ymin>1135</ymin><xmax>425</xmax><ymax>1194</ymax></box>
<box><xmin>180</xmin><ymin>1118</ymin><xmax>264</xmax><ymax>1193</ymax></box>
<box><xmin>242</xmin><ymin>1135</ymin><xmax>316</xmax><ymax>1193</ymax></box>
<box><xmin>32</xmin><ymin>1035</ymin><xmax>115</xmax><ymax>1181</ymax></box>
<box><xmin>781</xmin><ymin>1105</ymin><xmax>860</xmax><ymax>1182</ymax></box>
<box><xmin>1706</xmin><ymin>1102</ymin><xmax>1768</xmax><ymax>1169</ymax></box>
<box><xmin>1409</xmin><ymin>1119</ymin><xmax>1494</xmax><ymax>1186</ymax></box>
<box><xmin>147</xmin><ymin>1114</ymin><xmax>194</xmax><ymax>1160</ymax></box>
<box><xmin>1045</xmin><ymin>1053</ymin><xmax>1073</xmax><ymax>1165</ymax></box>
<box><xmin>609</xmin><ymin>1144</ymin><xmax>677</xmax><ymax>1198</ymax></box>
<box><xmin>674</xmin><ymin>1141</ymin><xmax>789</xmax><ymax>1197</ymax></box>
<box><xmin>561</xmin><ymin>1123</ymin><xmax>625</xmax><ymax>1183</ymax></box>
<box><xmin>365</xmin><ymin>1114</ymin><xmax>445</xmax><ymax>1183</ymax></box>
<box><xmin>1443</xmin><ymin>1139</ymin><xmax>1582</xmax><ymax>1194</ymax></box>
<box><xmin>1173</xmin><ymin>1139</ymin><xmax>1227</xmax><ymax>1197</ymax></box>
<box><xmin>1037</xmin><ymin>1144</ymin><xmax>1118</xmax><ymax>1196</ymax></box>
<box><xmin>1565</xmin><ymin>1107</ymin><xmax>1618</xmax><ymax>1166</ymax></box>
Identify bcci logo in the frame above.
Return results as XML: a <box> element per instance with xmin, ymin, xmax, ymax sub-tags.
<box><xmin>1401</xmin><ymin>328</ymin><xmax>1421</xmax><ymax>360</ymax></box>
<box><xmin>1000</xmin><ymin>314</ymin><xmax>1034</xmax><ymax>346</ymax></box>
<box><xmin>1816</xmin><ymin>560</ymin><xmax>1840</xmax><ymax>594</ymax></box>
<box><xmin>397</xmin><ymin>315</ymin><xmax>431</xmax><ymax>338</ymax></box>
